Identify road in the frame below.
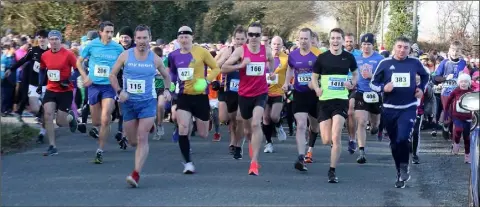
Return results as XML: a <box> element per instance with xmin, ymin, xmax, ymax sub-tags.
<box><xmin>1</xmin><ymin>117</ymin><xmax>469</xmax><ymax>206</ymax></box>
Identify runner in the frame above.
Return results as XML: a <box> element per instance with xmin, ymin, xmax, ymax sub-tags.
<box><xmin>352</xmin><ymin>33</ymin><xmax>384</xmax><ymax>164</ymax></box>
<box><xmin>169</xmin><ymin>26</ymin><xmax>220</xmax><ymax>174</ymax></box>
<box><xmin>263</xmin><ymin>35</ymin><xmax>288</xmax><ymax>153</ymax></box>
<box><xmin>222</xmin><ymin>22</ymin><xmax>276</xmax><ymax>175</ymax></box>
<box><xmin>38</xmin><ymin>30</ymin><xmax>78</xmax><ymax>156</ymax></box>
<box><xmin>345</xmin><ymin>33</ymin><xmax>361</xmax><ymax>154</ymax></box>
<box><xmin>114</xmin><ymin>26</ymin><xmax>136</xmax><ymax>142</ymax></box>
<box><xmin>5</xmin><ymin>29</ymin><xmax>49</xmax><ymax>143</ymax></box>
<box><xmin>433</xmin><ymin>41</ymin><xmax>467</xmax><ymax>137</ymax></box>
<box><xmin>152</xmin><ymin>46</ymin><xmax>167</xmax><ymax>140</ymax></box>
<box><xmin>109</xmin><ymin>24</ymin><xmax>171</xmax><ymax>187</ymax></box>
<box><xmin>215</xmin><ymin>25</ymin><xmax>247</xmax><ymax>159</ymax></box>
<box><xmin>311</xmin><ymin>28</ymin><xmax>358</xmax><ymax>183</ymax></box>
<box><xmin>370</xmin><ymin>36</ymin><xmax>429</xmax><ymax>188</ymax></box>
<box><xmin>76</xmin><ymin>21</ymin><xmax>124</xmax><ymax>164</ymax></box>
<box><xmin>282</xmin><ymin>28</ymin><xmax>321</xmax><ymax>170</ymax></box>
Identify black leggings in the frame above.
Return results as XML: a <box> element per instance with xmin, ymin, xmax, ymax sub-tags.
<box><xmin>411</xmin><ymin>115</ymin><xmax>423</xmax><ymax>156</ymax></box>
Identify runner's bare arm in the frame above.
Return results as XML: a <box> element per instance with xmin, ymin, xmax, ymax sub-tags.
<box><xmin>215</xmin><ymin>47</ymin><xmax>227</xmax><ymax>67</ymax></box>
<box><xmin>204</xmin><ymin>49</ymin><xmax>221</xmax><ymax>83</ymax></box>
<box><xmin>221</xmin><ymin>47</ymin><xmax>244</xmax><ymax>73</ymax></box>
<box><xmin>266</xmin><ymin>47</ymin><xmax>275</xmax><ymax>74</ymax></box>
<box><xmin>311</xmin><ymin>73</ymin><xmax>320</xmax><ymax>90</ymax></box>
<box><xmin>311</xmin><ymin>55</ymin><xmax>322</xmax><ymax>90</ymax></box>
<box><xmin>109</xmin><ymin>51</ymin><xmax>127</xmax><ymax>93</ymax></box>
<box><xmin>155</xmin><ymin>55</ymin><xmax>171</xmax><ymax>89</ymax></box>
<box><xmin>284</xmin><ymin>66</ymin><xmax>293</xmax><ymax>88</ymax></box>
<box><xmin>350</xmin><ymin>70</ymin><xmax>358</xmax><ymax>86</ymax></box>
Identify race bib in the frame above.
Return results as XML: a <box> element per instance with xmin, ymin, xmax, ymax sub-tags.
<box><xmin>456</xmin><ymin>101</ymin><xmax>470</xmax><ymax>113</ymax></box>
<box><xmin>297</xmin><ymin>73</ymin><xmax>312</xmax><ymax>85</ymax></box>
<box><xmin>327</xmin><ymin>77</ymin><xmax>346</xmax><ymax>90</ymax></box>
<box><xmin>229</xmin><ymin>79</ymin><xmax>239</xmax><ymax>92</ymax></box>
<box><xmin>443</xmin><ymin>80</ymin><xmax>457</xmax><ymax>87</ymax></box>
<box><xmin>433</xmin><ymin>85</ymin><xmax>442</xmax><ymax>94</ymax></box>
<box><xmin>246</xmin><ymin>62</ymin><xmax>265</xmax><ymax>76</ymax></box>
<box><xmin>47</xmin><ymin>70</ymin><xmax>60</xmax><ymax>81</ymax></box>
<box><xmin>178</xmin><ymin>68</ymin><xmax>194</xmax><ymax>81</ymax></box>
<box><xmin>126</xmin><ymin>79</ymin><xmax>145</xmax><ymax>94</ymax></box>
<box><xmin>392</xmin><ymin>73</ymin><xmax>410</xmax><ymax>87</ymax></box>
<box><xmin>94</xmin><ymin>65</ymin><xmax>110</xmax><ymax>78</ymax></box>
<box><xmin>266</xmin><ymin>73</ymin><xmax>278</xmax><ymax>85</ymax></box>
<box><xmin>363</xmin><ymin>92</ymin><xmax>379</xmax><ymax>103</ymax></box>
<box><xmin>0</xmin><ymin>64</ymin><xmax>5</xmax><ymax>72</ymax></box>
<box><xmin>33</xmin><ymin>61</ymin><xmax>40</xmax><ymax>73</ymax></box>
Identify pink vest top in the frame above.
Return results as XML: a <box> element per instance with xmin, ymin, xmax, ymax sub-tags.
<box><xmin>239</xmin><ymin>44</ymin><xmax>268</xmax><ymax>97</ymax></box>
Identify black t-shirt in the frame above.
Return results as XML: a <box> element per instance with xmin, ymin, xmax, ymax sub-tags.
<box><xmin>313</xmin><ymin>50</ymin><xmax>357</xmax><ymax>75</ymax></box>
<box><xmin>10</xmin><ymin>46</ymin><xmax>49</xmax><ymax>86</ymax></box>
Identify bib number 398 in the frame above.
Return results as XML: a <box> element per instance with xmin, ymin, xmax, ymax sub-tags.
<box><xmin>246</xmin><ymin>62</ymin><xmax>265</xmax><ymax>76</ymax></box>
<box><xmin>126</xmin><ymin>79</ymin><xmax>145</xmax><ymax>94</ymax></box>
<box><xmin>392</xmin><ymin>73</ymin><xmax>410</xmax><ymax>87</ymax></box>
<box><xmin>47</xmin><ymin>70</ymin><xmax>60</xmax><ymax>81</ymax></box>
<box><xmin>363</xmin><ymin>92</ymin><xmax>379</xmax><ymax>103</ymax></box>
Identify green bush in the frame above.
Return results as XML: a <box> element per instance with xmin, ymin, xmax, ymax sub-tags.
<box><xmin>1</xmin><ymin>123</ymin><xmax>39</xmax><ymax>154</ymax></box>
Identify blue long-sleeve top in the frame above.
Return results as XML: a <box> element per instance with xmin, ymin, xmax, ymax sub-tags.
<box><xmin>369</xmin><ymin>56</ymin><xmax>429</xmax><ymax>109</ymax></box>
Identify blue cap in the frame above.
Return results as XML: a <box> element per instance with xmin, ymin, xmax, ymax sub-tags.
<box><xmin>48</xmin><ymin>30</ymin><xmax>62</xmax><ymax>41</ymax></box>
<box><xmin>360</xmin><ymin>33</ymin><xmax>375</xmax><ymax>44</ymax></box>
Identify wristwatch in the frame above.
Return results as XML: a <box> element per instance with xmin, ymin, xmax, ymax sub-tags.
<box><xmin>117</xmin><ymin>89</ymin><xmax>122</xmax><ymax>95</ymax></box>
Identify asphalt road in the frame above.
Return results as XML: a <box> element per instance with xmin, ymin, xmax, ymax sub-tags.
<box><xmin>1</xmin><ymin>118</ymin><xmax>470</xmax><ymax>206</ymax></box>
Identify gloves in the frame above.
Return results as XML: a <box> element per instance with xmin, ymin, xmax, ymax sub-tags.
<box><xmin>211</xmin><ymin>81</ymin><xmax>220</xmax><ymax>91</ymax></box>
<box><xmin>36</xmin><ymin>86</ymin><xmax>42</xmax><ymax>95</ymax></box>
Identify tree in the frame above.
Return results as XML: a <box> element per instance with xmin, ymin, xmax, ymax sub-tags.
<box><xmin>323</xmin><ymin>1</ymin><xmax>386</xmax><ymax>40</ymax></box>
<box><xmin>436</xmin><ymin>1</ymin><xmax>479</xmax><ymax>54</ymax></box>
<box><xmin>384</xmin><ymin>0</ymin><xmax>415</xmax><ymax>51</ymax></box>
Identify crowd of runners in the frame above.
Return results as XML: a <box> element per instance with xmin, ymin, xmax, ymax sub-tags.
<box><xmin>1</xmin><ymin>20</ymin><xmax>479</xmax><ymax>189</ymax></box>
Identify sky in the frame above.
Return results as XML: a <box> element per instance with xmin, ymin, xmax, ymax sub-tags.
<box><xmin>317</xmin><ymin>1</ymin><xmax>479</xmax><ymax>43</ymax></box>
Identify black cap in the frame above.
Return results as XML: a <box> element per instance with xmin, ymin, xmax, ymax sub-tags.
<box><xmin>86</xmin><ymin>30</ymin><xmax>99</xmax><ymax>40</ymax></box>
<box><xmin>156</xmin><ymin>39</ymin><xmax>165</xmax><ymax>45</ymax></box>
<box><xmin>360</xmin><ymin>33</ymin><xmax>375</xmax><ymax>44</ymax></box>
<box><xmin>35</xmin><ymin>29</ymin><xmax>49</xmax><ymax>38</ymax></box>
<box><xmin>118</xmin><ymin>26</ymin><xmax>134</xmax><ymax>39</ymax></box>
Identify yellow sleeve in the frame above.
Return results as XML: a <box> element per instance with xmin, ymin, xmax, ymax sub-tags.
<box><xmin>311</xmin><ymin>47</ymin><xmax>322</xmax><ymax>56</ymax></box>
<box><xmin>204</xmin><ymin>49</ymin><xmax>221</xmax><ymax>82</ymax></box>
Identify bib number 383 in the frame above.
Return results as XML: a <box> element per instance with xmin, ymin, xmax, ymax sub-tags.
<box><xmin>246</xmin><ymin>62</ymin><xmax>265</xmax><ymax>76</ymax></box>
<box><xmin>47</xmin><ymin>70</ymin><xmax>60</xmax><ymax>81</ymax></box>
<box><xmin>126</xmin><ymin>79</ymin><xmax>145</xmax><ymax>94</ymax></box>
<box><xmin>363</xmin><ymin>92</ymin><xmax>379</xmax><ymax>103</ymax></box>
<box><xmin>392</xmin><ymin>73</ymin><xmax>410</xmax><ymax>87</ymax></box>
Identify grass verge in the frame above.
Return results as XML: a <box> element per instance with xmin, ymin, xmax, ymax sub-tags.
<box><xmin>1</xmin><ymin>123</ymin><xmax>39</xmax><ymax>155</ymax></box>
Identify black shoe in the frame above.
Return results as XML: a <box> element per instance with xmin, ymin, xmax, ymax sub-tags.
<box><xmin>412</xmin><ymin>155</ymin><xmax>420</xmax><ymax>164</ymax></box>
<box><xmin>78</xmin><ymin>123</ymin><xmax>87</xmax><ymax>133</ymax></box>
<box><xmin>328</xmin><ymin>170</ymin><xmax>338</xmax><ymax>183</ymax></box>
<box><xmin>89</xmin><ymin>128</ymin><xmax>99</xmax><ymax>139</ymax></box>
<box><xmin>294</xmin><ymin>157</ymin><xmax>308</xmax><ymax>172</ymax></box>
<box><xmin>43</xmin><ymin>145</ymin><xmax>58</xmax><ymax>156</ymax></box>
<box><xmin>395</xmin><ymin>176</ymin><xmax>406</xmax><ymax>188</ymax></box>
<box><xmin>36</xmin><ymin>133</ymin><xmax>44</xmax><ymax>144</ymax></box>
<box><xmin>233</xmin><ymin>147</ymin><xmax>242</xmax><ymax>160</ymax></box>
<box><xmin>229</xmin><ymin>145</ymin><xmax>235</xmax><ymax>155</ymax></box>
<box><xmin>68</xmin><ymin>111</ymin><xmax>78</xmax><ymax>133</ymax></box>
<box><xmin>370</xmin><ymin>127</ymin><xmax>379</xmax><ymax>135</ymax></box>
<box><xmin>119</xmin><ymin>137</ymin><xmax>128</xmax><ymax>150</ymax></box>
<box><xmin>356</xmin><ymin>150</ymin><xmax>367</xmax><ymax>164</ymax></box>
<box><xmin>94</xmin><ymin>151</ymin><xmax>103</xmax><ymax>164</ymax></box>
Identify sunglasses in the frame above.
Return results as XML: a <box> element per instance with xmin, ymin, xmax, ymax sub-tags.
<box><xmin>248</xmin><ymin>33</ymin><xmax>261</xmax><ymax>38</ymax></box>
